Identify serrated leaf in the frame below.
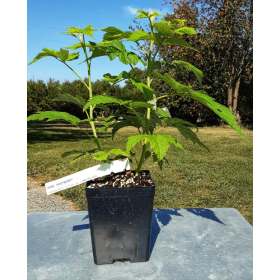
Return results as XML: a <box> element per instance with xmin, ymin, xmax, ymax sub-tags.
<box><xmin>27</xmin><ymin>111</ymin><xmax>81</xmax><ymax>125</ymax></box>
<box><xmin>28</xmin><ymin>48</ymin><xmax>79</xmax><ymax>65</ymax></box>
<box><xmin>173</xmin><ymin>27</ymin><xmax>196</xmax><ymax>35</ymax></box>
<box><xmin>130</xmin><ymin>102</ymin><xmax>154</xmax><ymax>109</ymax></box>
<box><xmin>100</xmin><ymin>27</ymin><xmax>132</xmax><ymax>41</ymax></box>
<box><xmin>65</xmin><ymin>43</ymin><xmax>92</xmax><ymax>50</ymax></box>
<box><xmin>103</xmin><ymin>31</ymin><xmax>132</xmax><ymax>41</ymax></box>
<box><xmin>84</xmin><ymin>96</ymin><xmax>127</xmax><ymax>110</ymax></box>
<box><xmin>69</xmin><ymin>153</ymin><xmax>91</xmax><ymax>165</ymax></box>
<box><xmin>61</xmin><ymin>150</ymin><xmax>86</xmax><ymax>158</ymax></box>
<box><xmin>172</xmin><ymin>60</ymin><xmax>203</xmax><ymax>85</ymax></box>
<box><xmin>146</xmin><ymin>135</ymin><xmax>185</xmax><ymax>161</ymax></box>
<box><xmin>162</xmin><ymin>37</ymin><xmax>197</xmax><ymax>51</ymax></box>
<box><xmin>164</xmin><ymin>118</ymin><xmax>208</xmax><ymax>150</ymax></box>
<box><xmin>122</xmin><ymin>71</ymin><xmax>156</xmax><ymax>101</ymax></box>
<box><xmin>101</xmin><ymin>26</ymin><xmax>124</xmax><ymax>34</ymax></box>
<box><xmin>61</xmin><ymin>149</ymin><xmax>97</xmax><ymax>165</ymax></box>
<box><xmin>53</xmin><ymin>89</ymin><xmax>86</xmax><ymax>108</ymax></box>
<box><xmin>155</xmin><ymin>72</ymin><xmax>247</xmax><ymax>141</ymax></box>
<box><xmin>110</xmin><ymin>40</ymin><xmax>126</xmax><ymax>52</ymax></box>
<box><xmin>144</xmin><ymin>151</ymin><xmax>152</xmax><ymax>160</ymax></box>
<box><xmin>102</xmin><ymin>72</ymin><xmax>123</xmax><ymax>83</ymax></box>
<box><xmin>135</xmin><ymin>9</ymin><xmax>149</xmax><ymax>18</ymax></box>
<box><xmin>171</xmin><ymin>19</ymin><xmax>186</xmax><ymax>27</ymax></box>
<box><xmin>80</xmin><ymin>47</ymin><xmax>107</xmax><ymax>63</ymax></box>
<box><xmin>126</xmin><ymin>135</ymin><xmax>147</xmax><ymax>152</ymax></box>
<box><xmin>62</xmin><ymin>24</ymin><xmax>96</xmax><ymax>38</ymax></box>
<box><xmin>111</xmin><ymin>120</ymin><xmax>134</xmax><ymax>139</ymax></box>
<box><xmin>126</xmin><ymin>30</ymin><xmax>152</xmax><ymax>42</ymax></box>
<box><xmin>151</xmin><ymin>61</ymin><xmax>162</xmax><ymax>72</ymax></box>
<box><xmin>154</xmin><ymin>23</ymin><xmax>174</xmax><ymax>37</ymax></box>
<box><xmin>139</xmin><ymin>58</ymin><xmax>148</xmax><ymax>66</ymax></box>
<box><xmin>92</xmin><ymin>149</ymin><xmax>130</xmax><ymax>161</ymax></box>
<box><xmin>157</xmin><ymin>108</ymin><xmax>171</xmax><ymax>119</ymax></box>
<box><xmin>187</xmin><ymin>90</ymin><xmax>248</xmax><ymax>141</ymax></box>
<box><xmin>95</xmin><ymin>104</ymin><xmax>110</xmax><ymax>113</ymax></box>
<box><xmin>154</xmin><ymin>71</ymin><xmax>192</xmax><ymax>93</ymax></box>
<box><xmin>118</xmin><ymin>52</ymin><xmax>139</xmax><ymax>65</ymax></box>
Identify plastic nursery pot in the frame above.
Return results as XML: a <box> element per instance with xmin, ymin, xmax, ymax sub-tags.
<box><xmin>85</xmin><ymin>170</ymin><xmax>155</xmax><ymax>265</ymax></box>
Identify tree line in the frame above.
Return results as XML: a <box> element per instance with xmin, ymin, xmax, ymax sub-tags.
<box><xmin>28</xmin><ymin>0</ymin><xmax>252</xmax><ymax>127</ymax></box>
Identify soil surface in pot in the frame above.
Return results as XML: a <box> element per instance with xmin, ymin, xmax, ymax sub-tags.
<box><xmin>87</xmin><ymin>171</ymin><xmax>154</xmax><ymax>189</ymax></box>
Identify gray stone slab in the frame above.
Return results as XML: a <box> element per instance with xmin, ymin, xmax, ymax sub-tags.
<box><xmin>27</xmin><ymin>208</ymin><xmax>253</xmax><ymax>280</ymax></box>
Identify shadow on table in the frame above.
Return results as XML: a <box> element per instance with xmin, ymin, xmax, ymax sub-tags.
<box><xmin>186</xmin><ymin>208</ymin><xmax>225</xmax><ymax>225</ymax></box>
<box><xmin>150</xmin><ymin>209</ymin><xmax>183</xmax><ymax>255</ymax></box>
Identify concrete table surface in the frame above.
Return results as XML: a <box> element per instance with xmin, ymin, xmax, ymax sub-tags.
<box><xmin>27</xmin><ymin>208</ymin><xmax>253</xmax><ymax>280</ymax></box>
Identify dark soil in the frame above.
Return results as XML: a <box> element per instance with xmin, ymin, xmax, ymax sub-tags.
<box><xmin>87</xmin><ymin>170</ymin><xmax>154</xmax><ymax>189</ymax></box>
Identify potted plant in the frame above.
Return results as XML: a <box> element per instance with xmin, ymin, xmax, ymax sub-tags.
<box><xmin>28</xmin><ymin>10</ymin><xmax>248</xmax><ymax>265</ymax></box>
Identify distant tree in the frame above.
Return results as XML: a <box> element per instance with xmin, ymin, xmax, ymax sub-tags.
<box><xmin>161</xmin><ymin>0</ymin><xmax>253</xmax><ymax>124</ymax></box>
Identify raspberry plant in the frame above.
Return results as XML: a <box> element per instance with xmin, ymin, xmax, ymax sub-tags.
<box><xmin>28</xmin><ymin>10</ymin><xmax>248</xmax><ymax>176</ymax></box>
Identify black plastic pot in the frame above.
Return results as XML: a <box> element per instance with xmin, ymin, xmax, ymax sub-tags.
<box><xmin>85</xmin><ymin>170</ymin><xmax>155</xmax><ymax>265</ymax></box>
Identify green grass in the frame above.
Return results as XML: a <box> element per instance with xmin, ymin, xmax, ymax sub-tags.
<box><xmin>27</xmin><ymin>120</ymin><xmax>253</xmax><ymax>225</ymax></box>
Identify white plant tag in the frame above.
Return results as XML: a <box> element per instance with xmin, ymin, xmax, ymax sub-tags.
<box><xmin>45</xmin><ymin>159</ymin><xmax>130</xmax><ymax>195</ymax></box>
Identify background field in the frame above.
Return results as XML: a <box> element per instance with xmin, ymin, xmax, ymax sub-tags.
<box><xmin>27</xmin><ymin>121</ymin><xmax>253</xmax><ymax>225</ymax></box>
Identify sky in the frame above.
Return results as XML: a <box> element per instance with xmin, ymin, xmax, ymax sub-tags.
<box><xmin>27</xmin><ymin>0</ymin><xmax>173</xmax><ymax>87</ymax></box>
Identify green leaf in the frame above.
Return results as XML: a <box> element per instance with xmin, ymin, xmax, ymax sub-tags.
<box><xmin>110</xmin><ymin>40</ymin><xmax>126</xmax><ymax>52</ymax></box>
<box><xmin>53</xmin><ymin>89</ymin><xmax>86</xmax><ymax>108</ymax></box>
<box><xmin>92</xmin><ymin>149</ymin><xmax>131</xmax><ymax>161</ymax></box>
<box><xmin>162</xmin><ymin>37</ymin><xmax>197</xmax><ymax>51</ymax></box>
<box><xmin>62</xmin><ymin>25</ymin><xmax>96</xmax><ymax>38</ymax></box>
<box><xmin>28</xmin><ymin>48</ymin><xmax>79</xmax><ymax>65</ymax></box>
<box><xmin>27</xmin><ymin>111</ymin><xmax>81</xmax><ymax>125</ymax></box>
<box><xmin>101</xmin><ymin>26</ymin><xmax>124</xmax><ymax>34</ymax></box>
<box><xmin>65</xmin><ymin>43</ymin><xmax>92</xmax><ymax>50</ymax></box>
<box><xmin>165</xmin><ymin>118</ymin><xmax>208</xmax><ymax>150</ymax></box>
<box><xmin>61</xmin><ymin>150</ymin><xmax>86</xmax><ymax>158</ymax></box>
<box><xmin>139</xmin><ymin>58</ymin><xmax>148</xmax><ymax>66</ymax></box>
<box><xmin>126</xmin><ymin>135</ymin><xmax>147</xmax><ymax>152</ymax></box>
<box><xmin>147</xmin><ymin>135</ymin><xmax>186</xmax><ymax>161</ymax></box>
<box><xmin>111</xmin><ymin>120</ymin><xmax>134</xmax><ymax>139</ymax></box>
<box><xmin>150</xmin><ymin>61</ymin><xmax>162</xmax><ymax>72</ymax></box>
<box><xmin>126</xmin><ymin>30</ymin><xmax>152</xmax><ymax>41</ymax></box>
<box><xmin>95</xmin><ymin>104</ymin><xmax>110</xmax><ymax>113</ymax></box>
<box><xmin>122</xmin><ymin>71</ymin><xmax>156</xmax><ymax>101</ymax></box>
<box><xmin>135</xmin><ymin>10</ymin><xmax>161</xmax><ymax>19</ymax></box>
<box><xmin>171</xmin><ymin>19</ymin><xmax>186</xmax><ymax>27</ymax></box>
<box><xmin>61</xmin><ymin>149</ymin><xmax>98</xmax><ymax>165</ymax></box>
<box><xmin>104</xmin><ymin>31</ymin><xmax>132</xmax><ymax>41</ymax></box>
<box><xmin>187</xmin><ymin>90</ymin><xmax>248</xmax><ymax>141</ymax></box>
<box><xmin>101</xmin><ymin>27</ymin><xmax>132</xmax><ymax>41</ymax></box>
<box><xmin>84</xmin><ymin>96</ymin><xmax>127</xmax><ymax>110</ymax></box>
<box><xmin>154</xmin><ymin>23</ymin><xmax>174</xmax><ymax>37</ymax></box>
<box><xmin>155</xmin><ymin>72</ymin><xmax>247</xmax><ymax>141</ymax></box>
<box><xmin>135</xmin><ymin>9</ymin><xmax>149</xmax><ymax>19</ymax></box>
<box><xmin>69</xmin><ymin>153</ymin><xmax>91</xmax><ymax>165</ymax></box>
<box><xmin>172</xmin><ymin>60</ymin><xmax>203</xmax><ymax>85</ymax></box>
<box><xmin>144</xmin><ymin>150</ymin><xmax>152</xmax><ymax>160</ymax></box>
<box><xmin>130</xmin><ymin>102</ymin><xmax>154</xmax><ymax>109</ymax></box>
<box><xmin>157</xmin><ymin>108</ymin><xmax>171</xmax><ymax>119</ymax></box>
<box><xmin>102</xmin><ymin>72</ymin><xmax>123</xmax><ymax>83</ymax></box>
<box><xmin>154</xmin><ymin>71</ymin><xmax>192</xmax><ymax>93</ymax></box>
<box><xmin>118</xmin><ymin>52</ymin><xmax>139</xmax><ymax>65</ymax></box>
<box><xmin>81</xmin><ymin>47</ymin><xmax>107</xmax><ymax>63</ymax></box>
<box><xmin>173</xmin><ymin>27</ymin><xmax>196</xmax><ymax>35</ymax></box>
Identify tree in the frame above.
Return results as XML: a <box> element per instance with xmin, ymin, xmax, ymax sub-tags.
<box><xmin>162</xmin><ymin>0</ymin><xmax>253</xmax><ymax>124</ymax></box>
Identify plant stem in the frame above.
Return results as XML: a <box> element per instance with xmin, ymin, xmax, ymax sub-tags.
<box><xmin>136</xmin><ymin>32</ymin><xmax>155</xmax><ymax>173</ymax></box>
<box><xmin>135</xmin><ymin>143</ymin><xmax>147</xmax><ymax>176</ymax></box>
<box><xmin>81</xmin><ymin>34</ymin><xmax>102</xmax><ymax>151</ymax></box>
<box><xmin>62</xmin><ymin>61</ymin><xmax>89</xmax><ymax>90</ymax></box>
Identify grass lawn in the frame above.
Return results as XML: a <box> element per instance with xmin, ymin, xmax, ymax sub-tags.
<box><xmin>27</xmin><ymin>120</ymin><xmax>253</xmax><ymax>225</ymax></box>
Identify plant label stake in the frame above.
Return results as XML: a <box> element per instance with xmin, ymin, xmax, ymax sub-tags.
<box><xmin>45</xmin><ymin>159</ymin><xmax>130</xmax><ymax>195</ymax></box>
